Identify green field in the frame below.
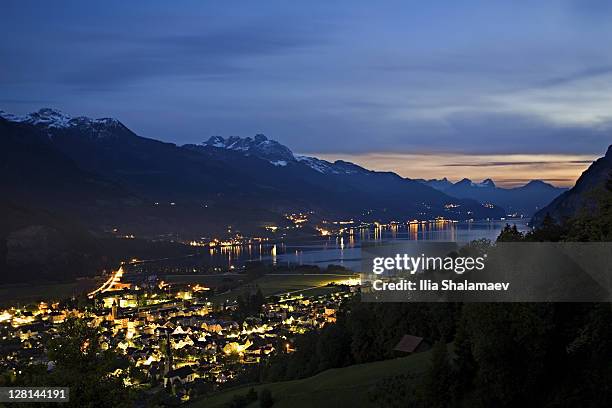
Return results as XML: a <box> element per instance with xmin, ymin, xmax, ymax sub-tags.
<box><xmin>252</xmin><ymin>274</ymin><xmax>356</xmax><ymax>296</ymax></box>
<box><xmin>0</xmin><ymin>278</ymin><xmax>98</xmax><ymax>307</ymax></box>
<box><xmin>166</xmin><ymin>273</ymin><xmax>357</xmax><ymax>304</ymax></box>
<box><xmin>190</xmin><ymin>350</ymin><xmax>431</xmax><ymax>408</ymax></box>
<box><xmin>216</xmin><ymin>273</ymin><xmax>356</xmax><ymax>303</ymax></box>
<box><xmin>165</xmin><ymin>274</ymin><xmax>246</xmax><ymax>286</ymax></box>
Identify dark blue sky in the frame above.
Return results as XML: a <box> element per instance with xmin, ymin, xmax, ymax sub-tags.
<box><xmin>2</xmin><ymin>0</ymin><xmax>611</xmax><ymax>161</ymax></box>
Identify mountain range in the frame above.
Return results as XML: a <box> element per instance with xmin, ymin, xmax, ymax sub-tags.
<box><xmin>1</xmin><ymin>108</ymin><xmax>608</xmax><ymax>283</ymax></box>
<box><xmin>416</xmin><ymin>177</ymin><xmax>568</xmax><ymax>217</ymax></box>
<box><xmin>0</xmin><ymin>108</ymin><xmax>503</xmax><ymax>241</ymax></box>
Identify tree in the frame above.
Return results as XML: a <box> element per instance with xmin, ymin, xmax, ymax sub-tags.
<box><xmin>17</xmin><ymin>318</ymin><xmax>132</xmax><ymax>408</ymax></box>
<box><xmin>237</xmin><ymin>287</ymin><xmax>265</xmax><ymax>318</ymax></box>
<box><xmin>460</xmin><ymin>304</ymin><xmax>552</xmax><ymax>407</ymax></box>
<box><xmin>496</xmin><ymin>224</ymin><xmax>523</xmax><ymax>242</ymax></box>
<box><xmin>251</xmin><ymin>288</ymin><xmax>265</xmax><ymax>312</ymax></box>
<box><xmin>421</xmin><ymin>341</ymin><xmax>453</xmax><ymax>408</ymax></box>
<box><xmin>524</xmin><ymin>213</ymin><xmax>566</xmax><ymax>242</ymax></box>
<box><xmin>453</xmin><ymin>314</ymin><xmax>477</xmax><ymax>396</ymax></box>
<box><xmin>564</xmin><ymin>187</ymin><xmax>612</xmax><ymax>242</ymax></box>
<box><xmin>316</xmin><ymin>322</ymin><xmax>351</xmax><ymax>371</ymax></box>
<box><xmin>346</xmin><ymin>300</ymin><xmax>379</xmax><ymax>363</ymax></box>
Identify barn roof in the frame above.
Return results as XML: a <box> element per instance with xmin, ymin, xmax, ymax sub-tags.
<box><xmin>393</xmin><ymin>335</ymin><xmax>424</xmax><ymax>353</ymax></box>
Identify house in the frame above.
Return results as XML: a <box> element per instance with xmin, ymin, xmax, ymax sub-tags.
<box><xmin>222</xmin><ymin>338</ymin><xmax>253</xmax><ymax>355</ymax></box>
<box><xmin>164</xmin><ymin>366</ymin><xmax>197</xmax><ymax>387</ymax></box>
<box><xmin>393</xmin><ymin>335</ymin><xmax>430</xmax><ymax>354</ymax></box>
<box><xmin>18</xmin><ymin>322</ymin><xmax>46</xmax><ymax>341</ymax></box>
<box><xmin>172</xmin><ymin>325</ymin><xmax>192</xmax><ymax>335</ymax></box>
<box><xmin>173</xmin><ymin>335</ymin><xmax>195</xmax><ymax>349</ymax></box>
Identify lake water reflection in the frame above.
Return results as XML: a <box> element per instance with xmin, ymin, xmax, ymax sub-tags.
<box><xmin>197</xmin><ymin>219</ymin><xmax>531</xmax><ymax>271</ymax></box>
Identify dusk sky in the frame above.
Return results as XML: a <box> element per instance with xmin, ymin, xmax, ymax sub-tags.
<box><xmin>2</xmin><ymin>1</ymin><xmax>612</xmax><ymax>186</ymax></box>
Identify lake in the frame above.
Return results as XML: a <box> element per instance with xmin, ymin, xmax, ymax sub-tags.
<box><xmin>144</xmin><ymin>219</ymin><xmax>530</xmax><ymax>273</ymax></box>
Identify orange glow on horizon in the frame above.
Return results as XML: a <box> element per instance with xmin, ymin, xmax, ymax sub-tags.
<box><xmin>308</xmin><ymin>152</ymin><xmax>598</xmax><ymax>188</ymax></box>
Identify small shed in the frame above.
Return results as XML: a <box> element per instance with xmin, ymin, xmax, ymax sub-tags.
<box><xmin>393</xmin><ymin>335</ymin><xmax>429</xmax><ymax>354</ymax></box>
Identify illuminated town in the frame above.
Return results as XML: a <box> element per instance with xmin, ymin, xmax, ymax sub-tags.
<box><xmin>0</xmin><ymin>261</ymin><xmax>358</xmax><ymax>402</ymax></box>
<box><xmin>0</xmin><ymin>214</ymin><xmax>514</xmax><ymax>403</ymax></box>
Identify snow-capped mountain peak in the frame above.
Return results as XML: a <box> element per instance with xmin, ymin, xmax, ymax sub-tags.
<box><xmin>294</xmin><ymin>156</ymin><xmax>367</xmax><ymax>175</ymax></box>
<box><xmin>206</xmin><ymin>136</ymin><xmax>226</xmax><ymax>148</ymax></box>
<box><xmin>1</xmin><ymin>108</ymin><xmax>73</xmax><ymax>128</ymax></box>
<box><xmin>200</xmin><ymin>134</ymin><xmax>368</xmax><ymax>175</ymax></box>
<box><xmin>0</xmin><ymin>108</ymin><xmax>124</xmax><ymax>132</ymax></box>
<box><xmin>202</xmin><ymin>134</ymin><xmax>295</xmax><ymax>163</ymax></box>
<box><xmin>295</xmin><ymin>155</ymin><xmax>337</xmax><ymax>173</ymax></box>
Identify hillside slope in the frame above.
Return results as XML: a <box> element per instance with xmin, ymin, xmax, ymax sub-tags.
<box><xmin>532</xmin><ymin>145</ymin><xmax>612</xmax><ymax>225</ymax></box>
<box><xmin>190</xmin><ymin>350</ymin><xmax>431</xmax><ymax>408</ymax></box>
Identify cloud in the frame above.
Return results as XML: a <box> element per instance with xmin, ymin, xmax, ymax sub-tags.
<box><xmin>292</xmin><ymin>111</ymin><xmax>611</xmax><ymax>156</ymax></box>
<box><xmin>60</xmin><ymin>23</ymin><xmax>324</xmax><ymax>90</ymax></box>
<box><xmin>435</xmin><ymin>111</ymin><xmax>612</xmax><ymax>155</ymax></box>
<box><xmin>0</xmin><ymin>9</ymin><xmax>328</xmax><ymax>91</ymax></box>
<box><xmin>0</xmin><ymin>98</ymin><xmax>57</xmax><ymax>105</ymax></box>
<box><xmin>1</xmin><ymin>0</ymin><xmax>611</xmax><ymax>160</ymax></box>
<box><xmin>533</xmin><ymin>65</ymin><xmax>612</xmax><ymax>88</ymax></box>
<box><xmin>311</xmin><ymin>152</ymin><xmax>599</xmax><ymax>188</ymax></box>
<box><xmin>443</xmin><ymin>160</ymin><xmax>594</xmax><ymax>167</ymax></box>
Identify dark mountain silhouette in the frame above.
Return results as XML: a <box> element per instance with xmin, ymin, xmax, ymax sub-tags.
<box><xmin>532</xmin><ymin>145</ymin><xmax>612</xmax><ymax>225</ymax></box>
<box><xmin>418</xmin><ymin>176</ymin><xmax>567</xmax><ymax>217</ymax></box>
<box><xmin>0</xmin><ymin>114</ymin><xmax>137</xmax><ymax>220</ymax></box>
<box><xmin>1</xmin><ymin>109</ymin><xmax>503</xmax><ymax>241</ymax></box>
<box><xmin>413</xmin><ymin>177</ymin><xmax>453</xmax><ymax>191</ymax></box>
